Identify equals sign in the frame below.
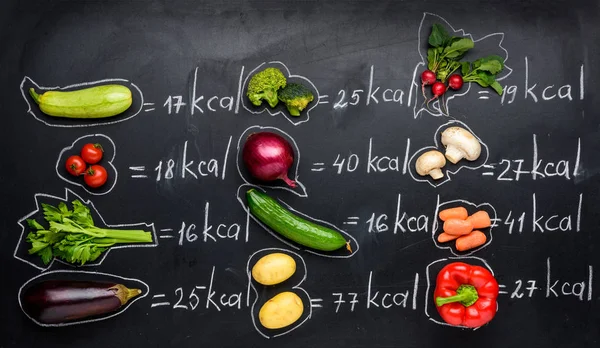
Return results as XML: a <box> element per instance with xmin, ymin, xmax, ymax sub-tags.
<box><xmin>144</xmin><ymin>102</ymin><xmax>155</xmax><ymax>112</ymax></box>
<box><xmin>344</xmin><ymin>217</ymin><xmax>359</xmax><ymax>225</ymax></box>
<box><xmin>129</xmin><ymin>166</ymin><xmax>148</xmax><ymax>179</ymax></box>
<box><xmin>498</xmin><ymin>284</ymin><xmax>508</xmax><ymax>295</ymax></box>
<box><xmin>159</xmin><ymin>228</ymin><xmax>174</xmax><ymax>239</ymax></box>
<box><xmin>311</xmin><ymin>163</ymin><xmax>326</xmax><ymax>172</ymax></box>
<box><xmin>481</xmin><ymin>164</ymin><xmax>495</xmax><ymax>176</ymax></box>
<box><xmin>318</xmin><ymin>95</ymin><xmax>329</xmax><ymax>105</ymax></box>
<box><xmin>478</xmin><ymin>91</ymin><xmax>490</xmax><ymax>100</ymax></box>
<box><xmin>150</xmin><ymin>294</ymin><xmax>170</xmax><ymax>308</ymax></box>
<box><xmin>310</xmin><ymin>298</ymin><xmax>323</xmax><ymax>308</ymax></box>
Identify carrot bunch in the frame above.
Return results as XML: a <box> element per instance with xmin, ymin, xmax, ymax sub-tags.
<box><xmin>437</xmin><ymin>207</ymin><xmax>491</xmax><ymax>252</ymax></box>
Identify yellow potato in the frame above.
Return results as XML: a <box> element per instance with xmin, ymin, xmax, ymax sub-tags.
<box><xmin>251</xmin><ymin>253</ymin><xmax>296</xmax><ymax>286</ymax></box>
<box><xmin>259</xmin><ymin>291</ymin><xmax>304</xmax><ymax>329</ymax></box>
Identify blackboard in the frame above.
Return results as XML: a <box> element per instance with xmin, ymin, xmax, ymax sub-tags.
<box><xmin>1</xmin><ymin>0</ymin><xmax>599</xmax><ymax>347</ymax></box>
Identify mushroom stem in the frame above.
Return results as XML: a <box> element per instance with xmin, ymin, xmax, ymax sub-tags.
<box><xmin>444</xmin><ymin>145</ymin><xmax>465</xmax><ymax>164</ymax></box>
<box><xmin>415</xmin><ymin>150</ymin><xmax>446</xmax><ymax>180</ymax></box>
<box><xmin>429</xmin><ymin>168</ymin><xmax>444</xmax><ymax>180</ymax></box>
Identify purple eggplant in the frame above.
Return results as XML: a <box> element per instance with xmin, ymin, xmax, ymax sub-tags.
<box><xmin>22</xmin><ymin>280</ymin><xmax>142</xmax><ymax>324</ymax></box>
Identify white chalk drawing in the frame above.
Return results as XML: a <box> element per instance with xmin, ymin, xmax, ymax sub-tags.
<box><xmin>408</xmin><ymin>120</ymin><xmax>489</xmax><ymax>187</ymax></box>
<box><xmin>236</xmin><ymin>126</ymin><xmax>359</xmax><ymax>258</ymax></box>
<box><xmin>20</xmin><ymin>77</ymin><xmax>144</xmax><ymax>128</ymax></box>
<box><xmin>241</xmin><ymin>61</ymin><xmax>320</xmax><ymax>126</ymax></box>
<box><xmin>424</xmin><ymin>256</ymin><xmax>498</xmax><ymax>329</ymax></box>
<box><xmin>246</xmin><ymin>248</ymin><xmax>312</xmax><ymax>338</ymax></box>
<box><xmin>55</xmin><ymin>134</ymin><xmax>117</xmax><ymax>196</ymax></box>
<box><xmin>18</xmin><ymin>270</ymin><xmax>149</xmax><ymax>327</ymax></box>
<box><xmin>431</xmin><ymin>195</ymin><xmax>497</xmax><ymax>256</ymax></box>
<box><xmin>14</xmin><ymin>188</ymin><xmax>158</xmax><ymax>271</ymax></box>
<box><xmin>408</xmin><ymin>12</ymin><xmax>513</xmax><ymax>118</ymax></box>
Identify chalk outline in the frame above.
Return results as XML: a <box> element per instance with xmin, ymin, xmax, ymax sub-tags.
<box><xmin>13</xmin><ymin>188</ymin><xmax>158</xmax><ymax>271</ymax></box>
<box><xmin>424</xmin><ymin>256</ymin><xmax>498</xmax><ymax>330</ymax></box>
<box><xmin>20</xmin><ymin>76</ymin><xmax>144</xmax><ymax>128</ymax></box>
<box><xmin>236</xmin><ymin>125</ymin><xmax>307</xmax><ymax>198</ymax></box>
<box><xmin>246</xmin><ymin>248</ymin><xmax>312</xmax><ymax>338</ymax></box>
<box><xmin>408</xmin><ymin>12</ymin><xmax>513</xmax><ymax>118</ymax></box>
<box><xmin>18</xmin><ymin>270</ymin><xmax>149</xmax><ymax>327</ymax></box>
<box><xmin>408</xmin><ymin>120</ymin><xmax>489</xmax><ymax>187</ymax></box>
<box><xmin>241</xmin><ymin>61</ymin><xmax>320</xmax><ymax>126</ymax></box>
<box><xmin>431</xmin><ymin>195</ymin><xmax>497</xmax><ymax>256</ymax></box>
<box><xmin>55</xmin><ymin>134</ymin><xmax>118</xmax><ymax>196</ymax></box>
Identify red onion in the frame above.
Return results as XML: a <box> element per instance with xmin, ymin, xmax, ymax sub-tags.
<box><xmin>242</xmin><ymin>132</ymin><xmax>297</xmax><ymax>188</ymax></box>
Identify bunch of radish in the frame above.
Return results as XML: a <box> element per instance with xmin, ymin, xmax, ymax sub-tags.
<box><xmin>421</xmin><ymin>70</ymin><xmax>463</xmax><ymax>101</ymax></box>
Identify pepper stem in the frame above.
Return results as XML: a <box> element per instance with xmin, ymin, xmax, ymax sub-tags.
<box><xmin>29</xmin><ymin>88</ymin><xmax>41</xmax><ymax>104</ymax></box>
<box><xmin>435</xmin><ymin>284</ymin><xmax>479</xmax><ymax>307</ymax></box>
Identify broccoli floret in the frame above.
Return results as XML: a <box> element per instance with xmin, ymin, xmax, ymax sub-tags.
<box><xmin>277</xmin><ymin>83</ymin><xmax>315</xmax><ymax>116</ymax></box>
<box><xmin>246</xmin><ymin>67</ymin><xmax>287</xmax><ymax>108</ymax></box>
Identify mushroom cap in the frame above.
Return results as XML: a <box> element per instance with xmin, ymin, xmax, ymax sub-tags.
<box><xmin>415</xmin><ymin>150</ymin><xmax>446</xmax><ymax>177</ymax></box>
<box><xmin>440</xmin><ymin>127</ymin><xmax>481</xmax><ymax>162</ymax></box>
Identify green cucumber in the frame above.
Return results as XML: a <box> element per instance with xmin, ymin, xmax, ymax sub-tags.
<box><xmin>246</xmin><ymin>189</ymin><xmax>350</xmax><ymax>252</ymax></box>
<box><xmin>29</xmin><ymin>85</ymin><xmax>132</xmax><ymax>119</ymax></box>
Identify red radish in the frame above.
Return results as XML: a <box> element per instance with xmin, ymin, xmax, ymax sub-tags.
<box><xmin>420</xmin><ymin>70</ymin><xmax>437</xmax><ymax>99</ymax></box>
<box><xmin>421</xmin><ymin>70</ymin><xmax>436</xmax><ymax>86</ymax></box>
<box><xmin>448</xmin><ymin>74</ymin><xmax>464</xmax><ymax>90</ymax></box>
<box><xmin>426</xmin><ymin>82</ymin><xmax>448</xmax><ymax>115</ymax></box>
<box><xmin>242</xmin><ymin>132</ymin><xmax>297</xmax><ymax>188</ymax></box>
<box><xmin>431</xmin><ymin>82</ymin><xmax>447</xmax><ymax>97</ymax></box>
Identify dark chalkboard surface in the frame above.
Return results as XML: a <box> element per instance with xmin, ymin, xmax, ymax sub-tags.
<box><xmin>1</xmin><ymin>0</ymin><xmax>599</xmax><ymax>347</ymax></box>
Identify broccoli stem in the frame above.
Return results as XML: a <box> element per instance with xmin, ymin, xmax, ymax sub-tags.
<box><xmin>286</xmin><ymin>106</ymin><xmax>301</xmax><ymax>117</ymax></box>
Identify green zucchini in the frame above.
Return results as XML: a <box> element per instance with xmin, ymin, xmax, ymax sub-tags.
<box><xmin>246</xmin><ymin>189</ymin><xmax>351</xmax><ymax>252</ymax></box>
<box><xmin>29</xmin><ymin>85</ymin><xmax>132</xmax><ymax>119</ymax></box>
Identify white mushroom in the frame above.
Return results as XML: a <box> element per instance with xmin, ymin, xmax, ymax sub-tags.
<box><xmin>415</xmin><ymin>150</ymin><xmax>446</xmax><ymax>180</ymax></box>
<box><xmin>440</xmin><ymin>127</ymin><xmax>481</xmax><ymax>164</ymax></box>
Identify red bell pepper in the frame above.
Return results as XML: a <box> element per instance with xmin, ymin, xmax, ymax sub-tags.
<box><xmin>434</xmin><ymin>262</ymin><xmax>499</xmax><ymax>328</ymax></box>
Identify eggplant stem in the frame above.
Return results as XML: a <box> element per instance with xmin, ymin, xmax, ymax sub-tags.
<box><xmin>112</xmin><ymin>284</ymin><xmax>142</xmax><ymax>305</ymax></box>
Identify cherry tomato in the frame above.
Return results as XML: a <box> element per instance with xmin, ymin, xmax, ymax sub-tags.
<box><xmin>81</xmin><ymin>143</ymin><xmax>104</xmax><ymax>164</ymax></box>
<box><xmin>84</xmin><ymin>165</ymin><xmax>108</xmax><ymax>188</ymax></box>
<box><xmin>65</xmin><ymin>155</ymin><xmax>86</xmax><ymax>176</ymax></box>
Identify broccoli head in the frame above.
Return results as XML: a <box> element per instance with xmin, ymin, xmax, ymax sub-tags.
<box><xmin>246</xmin><ymin>67</ymin><xmax>287</xmax><ymax>108</ymax></box>
<box><xmin>277</xmin><ymin>83</ymin><xmax>315</xmax><ymax>116</ymax></box>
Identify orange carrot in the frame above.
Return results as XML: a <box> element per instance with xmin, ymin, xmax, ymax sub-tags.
<box><xmin>443</xmin><ymin>218</ymin><xmax>473</xmax><ymax>236</ymax></box>
<box><xmin>438</xmin><ymin>206</ymin><xmax>468</xmax><ymax>221</ymax></box>
<box><xmin>437</xmin><ymin>232</ymin><xmax>460</xmax><ymax>243</ymax></box>
<box><xmin>456</xmin><ymin>230</ymin><xmax>487</xmax><ymax>251</ymax></box>
<box><xmin>467</xmin><ymin>211</ymin><xmax>492</xmax><ymax>229</ymax></box>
